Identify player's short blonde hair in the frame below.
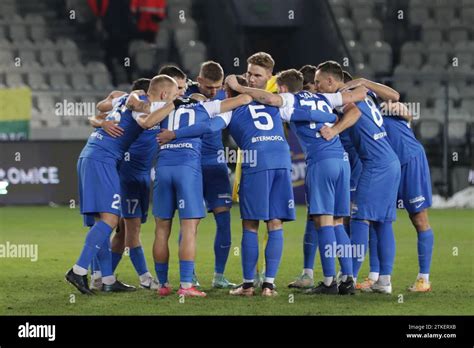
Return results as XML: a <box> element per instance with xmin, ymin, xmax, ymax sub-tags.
<box><xmin>276</xmin><ymin>69</ymin><xmax>304</xmax><ymax>93</ymax></box>
<box><xmin>199</xmin><ymin>61</ymin><xmax>224</xmax><ymax>82</ymax></box>
<box><xmin>247</xmin><ymin>52</ymin><xmax>275</xmax><ymax>72</ymax></box>
<box><xmin>149</xmin><ymin>74</ymin><xmax>177</xmax><ymax>92</ymax></box>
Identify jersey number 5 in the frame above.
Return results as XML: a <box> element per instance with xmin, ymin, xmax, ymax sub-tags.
<box><xmin>249</xmin><ymin>104</ymin><xmax>274</xmax><ymax>130</ymax></box>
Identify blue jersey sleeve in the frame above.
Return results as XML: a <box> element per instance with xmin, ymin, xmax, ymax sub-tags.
<box><xmin>174</xmin><ymin>117</ymin><xmax>227</xmax><ymax>139</ymax></box>
<box><xmin>291</xmin><ymin>108</ymin><xmax>337</xmax><ymax>123</ymax></box>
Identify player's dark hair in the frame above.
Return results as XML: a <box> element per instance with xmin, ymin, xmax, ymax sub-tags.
<box><xmin>247</xmin><ymin>52</ymin><xmax>275</xmax><ymax>72</ymax></box>
<box><xmin>158</xmin><ymin>65</ymin><xmax>187</xmax><ymax>80</ymax></box>
<box><xmin>316</xmin><ymin>60</ymin><xmax>344</xmax><ymax>81</ymax></box>
<box><xmin>226</xmin><ymin>75</ymin><xmax>248</xmax><ymax>97</ymax></box>
<box><xmin>299</xmin><ymin>65</ymin><xmax>317</xmax><ymax>89</ymax></box>
<box><xmin>199</xmin><ymin>61</ymin><xmax>224</xmax><ymax>82</ymax></box>
<box><xmin>131</xmin><ymin>78</ymin><xmax>151</xmax><ymax>92</ymax></box>
<box><xmin>276</xmin><ymin>69</ymin><xmax>304</xmax><ymax>93</ymax></box>
<box><xmin>342</xmin><ymin>70</ymin><xmax>353</xmax><ymax>82</ymax></box>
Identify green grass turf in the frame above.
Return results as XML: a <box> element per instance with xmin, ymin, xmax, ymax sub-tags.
<box><xmin>0</xmin><ymin>206</ymin><xmax>472</xmax><ymax>315</ymax></box>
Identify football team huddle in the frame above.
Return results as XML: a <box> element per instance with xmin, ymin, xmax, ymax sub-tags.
<box><xmin>65</xmin><ymin>51</ymin><xmax>435</xmax><ymax>298</ymax></box>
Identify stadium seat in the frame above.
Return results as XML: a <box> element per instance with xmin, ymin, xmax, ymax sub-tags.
<box><xmin>16</xmin><ymin>48</ymin><xmax>38</xmax><ymax>66</ymax></box>
<box><xmin>337</xmin><ymin>17</ymin><xmax>355</xmax><ymax>41</ymax></box>
<box><xmin>60</xmin><ymin>50</ymin><xmax>81</xmax><ymax>66</ymax></box>
<box><xmin>433</xmin><ymin>6</ymin><xmax>457</xmax><ymax>24</ymax></box>
<box><xmin>135</xmin><ymin>46</ymin><xmax>158</xmax><ymax>73</ymax></box>
<box><xmin>168</xmin><ymin>4</ymin><xmax>193</xmax><ymax>25</ymax></box>
<box><xmin>368</xmin><ymin>41</ymin><xmax>392</xmax><ymax>74</ymax></box>
<box><xmin>400</xmin><ymin>41</ymin><xmax>425</xmax><ymax>69</ymax></box>
<box><xmin>450</xmin><ymin>166</ymin><xmax>471</xmax><ymax>193</ymax></box>
<box><xmin>350</xmin><ymin>6</ymin><xmax>373</xmax><ymax>19</ymax></box>
<box><xmin>8</xmin><ymin>23</ymin><xmax>29</xmax><ymax>42</ymax></box>
<box><xmin>448</xmin><ymin>23</ymin><xmax>470</xmax><ymax>43</ymax></box>
<box><xmin>330</xmin><ymin>4</ymin><xmax>347</xmax><ymax>18</ymax></box>
<box><xmin>405</xmin><ymin>86</ymin><xmax>430</xmax><ymax>108</ymax></box>
<box><xmin>0</xmin><ymin>50</ymin><xmax>14</xmax><ymax>67</ymax></box>
<box><xmin>417</xmin><ymin>119</ymin><xmax>443</xmax><ymax>144</ymax></box>
<box><xmin>354</xmin><ymin>62</ymin><xmax>375</xmax><ymax>80</ymax></box>
<box><xmin>91</xmin><ymin>71</ymin><xmax>113</xmax><ymax>90</ymax></box>
<box><xmin>5</xmin><ymin>72</ymin><xmax>25</xmax><ymax>87</ymax></box>
<box><xmin>155</xmin><ymin>25</ymin><xmax>171</xmax><ymax>50</ymax></box>
<box><xmin>29</xmin><ymin>24</ymin><xmax>47</xmax><ymax>42</ymax></box>
<box><xmin>409</xmin><ymin>6</ymin><xmax>430</xmax><ymax>26</ymax></box>
<box><xmin>39</xmin><ymin>49</ymin><xmax>59</xmax><ymax>66</ymax></box>
<box><xmin>182</xmin><ymin>50</ymin><xmax>206</xmax><ymax>78</ymax></box>
<box><xmin>421</xmin><ymin>21</ymin><xmax>443</xmax><ymax>44</ymax></box>
<box><xmin>56</xmin><ymin>37</ymin><xmax>78</xmax><ymax>51</ymax></box>
<box><xmin>27</xmin><ymin>72</ymin><xmax>49</xmax><ymax>90</ymax></box>
<box><xmin>448</xmin><ymin>120</ymin><xmax>469</xmax><ymax>146</ymax></box>
<box><xmin>178</xmin><ymin>39</ymin><xmax>207</xmax><ymax>57</ymax></box>
<box><xmin>49</xmin><ymin>72</ymin><xmax>71</xmax><ymax>90</ymax></box>
<box><xmin>174</xmin><ymin>28</ymin><xmax>198</xmax><ymax>45</ymax></box>
<box><xmin>460</xmin><ymin>6</ymin><xmax>474</xmax><ymax>24</ymax></box>
<box><xmin>85</xmin><ymin>61</ymin><xmax>108</xmax><ymax>73</ymax></box>
<box><xmin>70</xmin><ymin>73</ymin><xmax>92</xmax><ymax>90</ymax></box>
<box><xmin>460</xmin><ymin>98</ymin><xmax>474</xmax><ymax>113</ymax></box>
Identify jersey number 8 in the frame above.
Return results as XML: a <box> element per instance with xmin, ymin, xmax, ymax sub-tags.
<box><xmin>365</xmin><ymin>97</ymin><xmax>383</xmax><ymax>128</ymax></box>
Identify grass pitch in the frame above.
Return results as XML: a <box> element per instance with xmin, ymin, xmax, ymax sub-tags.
<box><xmin>0</xmin><ymin>206</ymin><xmax>472</xmax><ymax>315</ymax></box>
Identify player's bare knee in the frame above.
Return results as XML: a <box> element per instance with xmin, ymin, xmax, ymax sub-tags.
<box><xmin>410</xmin><ymin>210</ymin><xmax>430</xmax><ymax>232</ymax></box>
<box><xmin>267</xmin><ymin>219</ymin><xmax>282</xmax><ymax>231</ymax></box>
<box><xmin>243</xmin><ymin>219</ymin><xmax>259</xmax><ymax>232</ymax></box>
<box><xmin>100</xmin><ymin>213</ymin><xmax>119</xmax><ymax>229</ymax></box>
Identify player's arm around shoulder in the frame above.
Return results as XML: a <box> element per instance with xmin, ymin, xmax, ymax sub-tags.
<box><xmin>320</xmin><ymin>103</ymin><xmax>361</xmax><ymax>141</ymax></box>
<box><xmin>137</xmin><ymin>101</ymin><xmax>174</xmax><ymax>129</ymax></box>
<box><xmin>219</xmin><ymin>93</ymin><xmax>253</xmax><ymax>113</ymax></box>
<box><xmin>97</xmin><ymin>90</ymin><xmax>127</xmax><ymax>112</ymax></box>
<box><xmin>347</xmin><ymin>78</ymin><xmax>400</xmax><ymax>103</ymax></box>
<box><xmin>225</xmin><ymin>74</ymin><xmax>282</xmax><ymax>107</ymax></box>
<box><xmin>381</xmin><ymin>101</ymin><xmax>413</xmax><ymax>123</ymax></box>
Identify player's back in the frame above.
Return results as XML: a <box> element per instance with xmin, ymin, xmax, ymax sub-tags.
<box><xmin>157</xmin><ymin>101</ymin><xmax>217</xmax><ymax>169</ymax></box>
<box><xmin>349</xmin><ymin>91</ymin><xmax>398</xmax><ymax>167</ymax></box>
<box><xmin>80</xmin><ymin>95</ymin><xmax>145</xmax><ymax>164</ymax></box>
<box><xmin>383</xmin><ymin>114</ymin><xmax>424</xmax><ymax>165</ymax></box>
<box><xmin>126</xmin><ymin>124</ymin><xmax>160</xmax><ymax>172</ymax></box>
<box><xmin>224</xmin><ymin>101</ymin><xmax>291</xmax><ymax>173</ymax></box>
<box><xmin>290</xmin><ymin>91</ymin><xmax>345</xmax><ymax>164</ymax></box>
<box><xmin>185</xmin><ymin>85</ymin><xmax>226</xmax><ymax>166</ymax></box>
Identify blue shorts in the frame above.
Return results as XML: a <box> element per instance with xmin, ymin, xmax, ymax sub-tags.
<box><xmin>202</xmin><ymin>164</ymin><xmax>232</xmax><ymax>212</ymax></box>
<box><xmin>119</xmin><ymin>162</ymin><xmax>151</xmax><ymax>223</ymax></box>
<box><xmin>398</xmin><ymin>151</ymin><xmax>432</xmax><ymax>214</ymax></box>
<box><xmin>152</xmin><ymin>165</ymin><xmax>206</xmax><ymax>219</ymax></box>
<box><xmin>239</xmin><ymin>168</ymin><xmax>295</xmax><ymax>221</ymax></box>
<box><xmin>350</xmin><ymin>158</ymin><xmax>363</xmax><ymax>202</ymax></box>
<box><xmin>77</xmin><ymin>157</ymin><xmax>121</xmax><ymax>226</ymax></box>
<box><xmin>352</xmin><ymin>159</ymin><xmax>401</xmax><ymax>222</ymax></box>
<box><xmin>306</xmin><ymin>158</ymin><xmax>350</xmax><ymax>217</ymax></box>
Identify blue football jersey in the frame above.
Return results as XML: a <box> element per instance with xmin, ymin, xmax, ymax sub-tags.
<box><xmin>346</xmin><ymin>91</ymin><xmax>399</xmax><ymax>167</ymax></box>
<box><xmin>279</xmin><ymin>91</ymin><xmax>345</xmax><ymax>165</ymax></box>
<box><xmin>156</xmin><ymin>100</ymin><xmax>222</xmax><ymax>169</ymax></box>
<box><xmin>383</xmin><ymin>114</ymin><xmax>424</xmax><ymax>165</ymax></box>
<box><xmin>185</xmin><ymin>84</ymin><xmax>226</xmax><ymax>166</ymax></box>
<box><xmin>219</xmin><ymin>101</ymin><xmax>292</xmax><ymax>174</ymax></box>
<box><xmin>125</xmin><ymin>124</ymin><xmax>160</xmax><ymax>173</ymax></box>
<box><xmin>79</xmin><ymin>95</ymin><xmax>146</xmax><ymax>165</ymax></box>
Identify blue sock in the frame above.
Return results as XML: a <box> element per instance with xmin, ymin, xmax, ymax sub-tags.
<box><xmin>264</xmin><ymin>229</ymin><xmax>283</xmax><ymax>279</ymax></box>
<box><xmin>130</xmin><ymin>246</ymin><xmax>148</xmax><ymax>276</ymax></box>
<box><xmin>91</xmin><ymin>256</ymin><xmax>100</xmax><ymax>273</ymax></box>
<box><xmin>369</xmin><ymin>224</ymin><xmax>380</xmax><ymax>273</ymax></box>
<box><xmin>241</xmin><ymin>230</ymin><xmax>259</xmax><ymax>281</ymax></box>
<box><xmin>96</xmin><ymin>237</ymin><xmax>113</xmax><ymax>277</ymax></box>
<box><xmin>350</xmin><ymin>219</ymin><xmax>369</xmax><ymax>278</ymax></box>
<box><xmin>417</xmin><ymin>228</ymin><xmax>434</xmax><ymax>274</ymax></box>
<box><xmin>334</xmin><ymin>224</ymin><xmax>353</xmax><ymax>276</ymax></box>
<box><xmin>155</xmin><ymin>262</ymin><xmax>169</xmax><ymax>285</ymax></box>
<box><xmin>179</xmin><ymin>260</ymin><xmax>194</xmax><ymax>284</ymax></box>
<box><xmin>317</xmin><ymin>225</ymin><xmax>337</xmax><ymax>277</ymax></box>
<box><xmin>111</xmin><ymin>252</ymin><xmax>122</xmax><ymax>273</ymax></box>
<box><xmin>303</xmin><ymin>220</ymin><xmax>318</xmax><ymax>270</ymax></box>
<box><xmin>76</xmin><ymin>220</ymin><xmax>113</xmax><ymax>270</ymax></box>
<box><xmin>374</xmin><ymin>221</ymin><xmax>396</xmax><ymax>276</ymax></box>
<box><xmin>213</xmin><ymin>211</ymin><xmax>231</xmax><ymax>274</ymax></box>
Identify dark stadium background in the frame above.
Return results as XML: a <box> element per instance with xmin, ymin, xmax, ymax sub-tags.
<box><xmin>0</xmin><ymin>0</ymin><xmax>472</xmax><ymax>206</ymax></box>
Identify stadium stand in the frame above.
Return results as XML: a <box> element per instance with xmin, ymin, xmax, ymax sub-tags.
<box><xmin>0</xmin><ymin>0</ymin><xmax>472</xmax><ymax>195</ymax></box>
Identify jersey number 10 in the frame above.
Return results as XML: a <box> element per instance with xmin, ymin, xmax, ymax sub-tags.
<box><xmin>167</xmin><ymin>108</ymin><xmax>196</xmax><ymax>131</ymax></box>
